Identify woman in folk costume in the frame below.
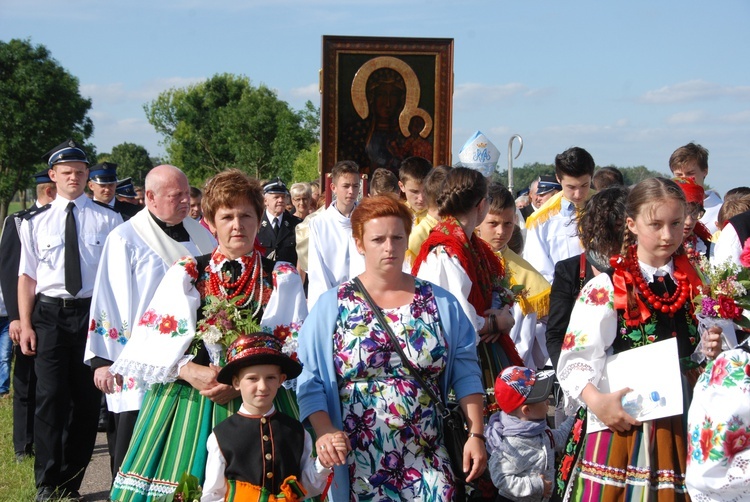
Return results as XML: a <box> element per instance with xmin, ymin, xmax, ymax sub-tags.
<box><xmin>673</xmin><ymin>176</ymin><xmax>713</xmax><ymax>265</ymax></box>
<box><xmin>109</xmin><ymin>170</ymin><xmax>307</xmax><ymax>501</ymax></box>
<box><xmin>554</xmin><ymin>178</ymin><xmax>724</xmax><ymax>501</ymax></box>
<box><xmin>412</xmin><ymin>167</ymin><xmax>523</xmax><ymax>393</ymax></box>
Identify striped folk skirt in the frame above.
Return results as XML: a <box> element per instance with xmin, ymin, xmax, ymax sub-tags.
<box><xmin>558</xmin><ymin>414</ymin><xmax>690</xmax><ymax>502</ymax></box>
<box><xmin>110</xmin><ymin>381</ymin><xmax>299</xmax><ymax>502</ymax></box>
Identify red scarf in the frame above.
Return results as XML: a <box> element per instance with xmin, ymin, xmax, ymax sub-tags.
<box><xmin>412</xmin><ymin>217</ymin><xmax>523</xmax><ymax>365</ymax></box>
<box><xmin>413</xmin><ymin>217</ymin><xmax>503</xmax><ymax>312</ymax></box>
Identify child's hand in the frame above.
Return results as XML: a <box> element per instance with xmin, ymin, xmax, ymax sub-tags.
<box><xmin>581</xmin><ymin>384</ymin><xmax>641</xmax><ymax>433</ymax></box>
<box><xmin>540</xmin><ymin>474</ymin><xmax>552</xmax><ymax>498</ymax></box>
<box><xmin>701</xmin><ymin>326</ymin><xmax>723</xmax><ymax>360</ymax></box>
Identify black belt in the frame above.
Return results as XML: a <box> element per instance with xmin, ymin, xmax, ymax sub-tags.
<box><xmin>37</xmin><ymin>294</ymin><xmax>92</xmax><ymax>308</ymax></box>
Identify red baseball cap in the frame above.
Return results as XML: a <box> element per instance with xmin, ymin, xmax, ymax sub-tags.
<box><xmin>494</xmin><ymin>366</ymin><xmax>554</xmax><ymax>414</ymax></box>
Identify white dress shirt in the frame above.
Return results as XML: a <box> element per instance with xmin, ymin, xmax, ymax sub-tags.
<box><xmin>18</xmin><ymin>193</ymin><xmax>122</xmax><ymax>299</ymax></box>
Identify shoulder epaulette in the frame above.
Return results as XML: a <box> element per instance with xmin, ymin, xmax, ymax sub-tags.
<box><xmin>93</xmin><ymin>200</ymin><xmax>119</xmax><ymax>213</ymax></box>
<box><xmin>20</xmin><ymin>204</ymin><xmax>51</xmax><ymax>221</ymax></box>
<box><xmin>524</xmin><ymin>192</ymin><xmax>563</xmax><ymax>230</ymax></box>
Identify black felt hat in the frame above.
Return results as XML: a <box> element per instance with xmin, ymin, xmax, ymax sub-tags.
<box><xmin>217</xmin><ymin>332</ymin><xmax>302</xmax><ymax>384</ymax></box>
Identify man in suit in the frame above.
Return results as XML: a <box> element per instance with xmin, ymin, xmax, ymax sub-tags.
<box><xmin>257</xmin><ymin>178</ymin><xmax>302</xmax><ymax>265</ymax></box>
<box><xmin>88</xmin><ymin>162</ymin><xmax>141</xmax><ymax>221</ymax></box>
<box><xmin>0</xmin><ymin>171</ymin><xmax>56</xmax><ymax>462</ymax></box>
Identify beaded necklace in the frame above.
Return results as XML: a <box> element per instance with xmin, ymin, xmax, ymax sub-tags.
<box><xmin>622</xmin><ymin>244</ymin><xmax>689</xmax><ymax>322</ymax></box>
<box><xmin>207</xmin><ymin>250</ymin><xmax>264</xmax><ymax>317</ymax></box>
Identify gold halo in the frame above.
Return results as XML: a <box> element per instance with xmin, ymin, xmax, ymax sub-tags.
<box><xmin>350</xmin><ymin>56</ymin><xmax>433</xmax><ymax>138</ymax></box>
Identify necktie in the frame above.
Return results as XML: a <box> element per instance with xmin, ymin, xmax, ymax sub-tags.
<box><xmin>65</xmin><ymin>202</ymin><xmax>82</xmax><ymax>296</ymax></box>
<box><xmin>273</xmin><ymin>217</ymin><xmax>280</xmax><ymax>236</ymax></box>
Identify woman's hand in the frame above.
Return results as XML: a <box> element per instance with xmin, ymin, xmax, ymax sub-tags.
<box><xmin>308</xmin><ymin>411</ymin><xmax>351</xmax><ymax>468</ymax></box>
<box><xmin>462</xmin><ymin>436</ymin><xmax>487</xmax><ymax>482</ymax></box>
<box><xmin>179</xmin><ymin>361</ymin><xmax>220</xmax><ymax>392</ymax></box>
<box><xmin>480</xmin><ymin>305</ymin><xmax>515</xmax><ymax>342</ymax></box>
<box><xmin>581</xmin><ymin>384</ymin><xmax>640</xmax><ymax>433</ymax></box>
<box><xmin>315</xmin><ymin>430</ymin><xmax>351</xmax><ymax>468</ymax></box>
<box><xmin>701</xmin><ymin>326</ymin><xmax>723</xmax><ymax>360</ymax></box>
<box><xmin>200</xmin><ymin>383</ymin><xmax>241</xmax><ymax>405</ymax></box>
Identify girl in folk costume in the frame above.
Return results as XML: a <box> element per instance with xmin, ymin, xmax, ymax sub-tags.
<box><xmin>109</xmin><ymin>170</ymin><xmax>307</xmax><ymax>501</ymax></box>
<box><xmin>554</xmin><ymin>177</ymin><xmax>724</xmax><ymax>501</ymax></box>
<box><xmin>413</xmin><ymin>167</ymin><xmax>523</xmax><ymax>393</ymax></box>
<box><xmin>673</xmin><ymin>177</ymin><xmax>713</xmax><ymax>265</ymax></box>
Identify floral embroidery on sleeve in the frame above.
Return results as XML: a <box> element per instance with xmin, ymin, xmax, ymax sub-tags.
<box><xmin>138</xmin><ymin>308</ymin><xmax>189</xmax><ymax>338</ymax></box>
<box><xmin>89</xmin><ymin>312</ymin><xmax>129</xmax><ymax>345</ymax></box>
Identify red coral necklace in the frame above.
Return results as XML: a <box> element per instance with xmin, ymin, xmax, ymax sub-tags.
<box><xmin>207</xmin><ymin>251</ymin><xmax>263</xmax><ymax>313</ymax></box>
<box><xmin>625</xmin><ymin>244</ymin><xmax>689</xmax><ymax>316</ymax></box>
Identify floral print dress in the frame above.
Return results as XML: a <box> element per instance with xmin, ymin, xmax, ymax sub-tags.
<box><xmin>334</xmin><ymin>279</ymin><xmax>455</xmax><ymax>501</ymax></box>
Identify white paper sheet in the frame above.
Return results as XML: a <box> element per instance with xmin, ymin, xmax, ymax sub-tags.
<box><xmin>587</xmin><ymin>337</ymin><xmax>683</xmax><ymax>434</ymax></box>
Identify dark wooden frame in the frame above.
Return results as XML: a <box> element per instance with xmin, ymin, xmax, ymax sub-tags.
<box><xmin>320</xmin><ymin>35</ymin><xmax>454</xmax><ymax>185</ymax></box>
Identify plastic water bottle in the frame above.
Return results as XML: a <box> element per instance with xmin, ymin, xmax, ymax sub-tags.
<box><xmin>621</xmin><ymin>391</ymin><xmax>664</xmax><ymax>418</ymax></box>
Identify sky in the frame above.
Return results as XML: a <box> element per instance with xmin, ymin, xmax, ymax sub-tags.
<box><xmin>1</xmin><ymin>0</ymin><xmax>748</xmax><ymax>195</ymax></box>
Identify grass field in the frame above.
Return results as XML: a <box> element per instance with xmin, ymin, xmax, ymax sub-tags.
<box><xmin>0</xmin><ymin>391</ymin><xmax>37</xmax><ymax>500</ymax></box>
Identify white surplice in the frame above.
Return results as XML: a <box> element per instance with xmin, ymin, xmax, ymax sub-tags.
<box><xmin>700</xmin><ymin>190</ymin><xmax>723</xmax><ymax>235</ymax></box>
<box><xmin>307</xmin><ymin>204</ymin><xmax>353</xmax><ymax>308</ymax></box>
<box><xmin>84</xmin><ymin>210</ymin><xmax>216</xmax><ymax>412</ymax></box>
<box><xmin>523</xmin><ymin>195</ymin><xmax>583</xmax><ymax>283</ymax></box>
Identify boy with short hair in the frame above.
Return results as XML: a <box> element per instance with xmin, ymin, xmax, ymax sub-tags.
<box><xmin>398</xmin><ymin>156</ymin><xmax>432</xmax><ymax>224</ymax></box>
<box><xmin>202</xmin><ymin>333</ymin><xmax>337</xmax><ymax>502</ymax></box>
<box><xmin>487</xmin><ymin>366</ymin><xmax>573</xmax><ymax>502</ymax></box>
<box><xmin>405</xmin><ymin>165</ymin><xmax>451</xmax><ymax>265</ymax></box>
<box><xmin>477</xmin><ymin>184</ymin><xmax>551</xmax><ymax>369</ymax></box>
<box><xmin>524</xmin><ymin>147</ymin><xmax>595</xmax><ymax>283</ymax></box>
<box><xmin>307</xmin><ymin>161</ymin><xmax>361</xmax><ymax>307</ymax></box>
<box><xmin>368</xmin><ymin>168</ymin><xmax>400</xmax><ymax>197</ymax></box>
<box><xmin>669</xmin><ymin>142</ymin><xmax>723</xmax><ymax>234</ymax></box>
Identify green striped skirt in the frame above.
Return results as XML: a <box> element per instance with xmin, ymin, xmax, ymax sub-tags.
<box><xmin>110</xmin><ymin>381</ymin><xmax>299</xmax><ymax>502</ymax></box>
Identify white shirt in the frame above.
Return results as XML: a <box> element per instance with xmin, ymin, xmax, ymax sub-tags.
<box><xmin>18</xmin><ymin>193</ymin><xmax>123</xmax><ymax>298</ymax></box>
<box><xmin>265</xmin><ymin>209</ymin><xmax>283</xmax><ymax>228</ymax></box>
<box><xmin>307</xmin><ymin>204</ymin><xmax>353</xmax><ymax>308</ymax></box>
<box><xmin>523</xmin><ymin>197</ymin><xmax>583</xmax><ymax>283</ymax></box>
<box><xmin>700</xmin><ymin>190</ymin><xmax>723</xmax><ymax>235</ymax></box>
<box><xmin>712</xmin><ymin>223</ymin><xmax>743</xmax><ymax>267</ymax></box>
<box><xmin>201</xmin><ymin>404</ymin><xmax>330</xmax><ymax>502</ymax></box>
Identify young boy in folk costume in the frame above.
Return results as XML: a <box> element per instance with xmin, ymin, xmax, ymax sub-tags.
<box><xmin>555</xmin><ymin>178</ymin><xmax>724</xmax><ymax>501</ymax></box>
<box><xmin>477</xmin><ymin>183</ymin><xmax>551</xmax><ymax>370</ymax></box>
<box><xmin>673</xmin><ymin>177</ymin><xmax>713</xmax><ymax>264</ymax></box>
<box><xmin>405</xmin><ymin>165</ymin><xmax>451</xmax><ymax>266</ymax></box>
<box><xmin>202</xmin><ymin>333</ymin><xmax>337</xmax><ymax>502</ymax></box>
<box><xmin>398</xmin><ymin>156</ymin><xmax>432</xmax><ymax>224</ymax></box>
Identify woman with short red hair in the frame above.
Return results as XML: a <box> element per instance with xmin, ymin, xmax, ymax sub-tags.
<box><xmin>297</xmin><ymin>195</ymin><xmax>486</xmax><ymax>501</ymax></box>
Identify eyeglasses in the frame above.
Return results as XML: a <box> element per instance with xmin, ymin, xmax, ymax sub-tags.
<box><xmin>687</xmin><ymin>207</ymin><xmax>705</xmax><ymax>219</ymax></box>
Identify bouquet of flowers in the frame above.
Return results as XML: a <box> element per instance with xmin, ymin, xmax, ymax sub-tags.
<box><xmin>195</xmin><ymin>295</ymin><xmax>261</xmax><ymax>366</ymax></box>
<box><xmin>692</xmin><ymin>257</ymin><xmax>750</xmax><ymax>354</ymax></box>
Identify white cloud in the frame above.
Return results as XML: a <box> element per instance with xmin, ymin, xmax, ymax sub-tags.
<box><xmin>639</xmin><ymin>80</ymin><xmax>750</xmax><ymax>104</ymax></box>
<box><xmin>454</xmin><ymin>82</ymin><xmax>530</xmax><ymax>108</ymax></box>
<box><xmin>665</xmin><ymin>110</ymin><xmax>708</xmax><ymax>125</ymax></box>
<box><xmin>720</xmin><ymin>110</ymin><xmax>750</xmax><ymax>124</ymax></box>
<box><xmin>288</xmin><ymin>83</ymin><xmax>319</xmax><ymax>101</ymax></box>
<box><xmin>82</xmin><ymin>77</ymin><xmax>205</xmax><ymax>105</ymax></box>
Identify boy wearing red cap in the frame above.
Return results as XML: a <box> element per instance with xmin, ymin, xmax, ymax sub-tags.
<box><xmin>673</xmin><ymin>177</ymin><xmax>713</xmax><ymax>263</ymax></box>
<box><xmin>201</xmin><ymin>333</ymin><xmax>341</xmax><ymax>502</ymax></box>
<box><xmin>486</xmin><ymin>366</ymin><xmax>573</xmax><ymax>502</ymax></box>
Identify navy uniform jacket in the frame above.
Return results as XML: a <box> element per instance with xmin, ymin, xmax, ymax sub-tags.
<box><xmin>257</xmin><ymin>211</ymin><xmax>302</xmax><ymax>265</ymax></box>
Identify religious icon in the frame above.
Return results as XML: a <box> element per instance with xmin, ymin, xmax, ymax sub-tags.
<box><xmin>321</xmin><ymin>36</ymin><xmax>454</xmax><ymax>178</ymax></box>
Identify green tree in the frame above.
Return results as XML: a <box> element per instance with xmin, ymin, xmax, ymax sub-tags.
<box><xmin>618</xmin><ymin>165</ymin><xmax>669</xmax><ymax>185</ymax></box>
<box><xmin>108</xmin><ymin>142</ymin><xmax>154</xmax><ymax>186</ymax></box>
<box><xmin>144</xmin><ymin>73</ymin><xmax>317</xmax><ymax>186</ymax></box>
<box><xmin>0</xmin><ymin>38</ymin><xmax>93</xmax><ymax>220</ymax></box>
<box><xmin>291</xmin><ymin>143</ymin><xmax>320</xmax><ymax>184</ymax></box>
<box><xmin>494</xmin><ymin>162</ymin><xmax>556</xmax><ymax>194</ymax></box>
